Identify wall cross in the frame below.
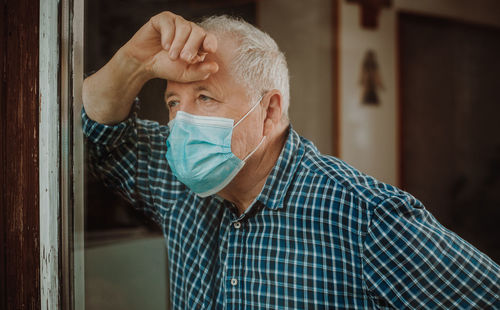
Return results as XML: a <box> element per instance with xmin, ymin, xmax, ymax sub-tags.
<box><xmin>346</xmin><ymin>0</ymin><xmax>392</xmax><ymax>29</ymax></box>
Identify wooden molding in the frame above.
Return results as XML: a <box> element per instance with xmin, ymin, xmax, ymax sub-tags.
<box><xmin>0</xmin><ymin>0</ymin><xmax>41</xmax><ymax>308</ymax></box>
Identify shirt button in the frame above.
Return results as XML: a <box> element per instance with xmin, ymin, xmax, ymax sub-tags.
<box><xmin>233</xmin><ymin>222</ymin><xmax>241</xmax><ymax>229</ymax></box>
<box><xmin>230</xmin><ymin>278</ymin><xmax>238</xmax><ymax>286</ymax></box>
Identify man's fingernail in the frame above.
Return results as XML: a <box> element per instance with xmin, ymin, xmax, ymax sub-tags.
<box><xmin>169</xmin><ymin>50</ymin><xmax>178</xmax><ymax>59</ymax></box>
<box><xmin>164</xmin><ymin>43</ymin><xmax>170</xmax><ymax>50</ymax></box>
<box><xmin>181</xmin><ymin>51</ymin><xmax>191</xmax><ymax>61</ymax></box>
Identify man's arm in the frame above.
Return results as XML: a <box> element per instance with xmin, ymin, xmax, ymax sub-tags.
<box><xmin>82</xmin><ymin>11</ymin><xmax>219</xmax><ymax>125</ymax></box>
<box><xmin>362</xmin><ymin>194</ymin><xmax>499</xmax><ymax>309</ymax></box>
<box><xmin>82</xmin><ymin>104</ymin><xmax>180</xmax><ymax>226</ymax></box>
<box><xmin>82</xmin><ymin>11</ymin><xmax>219</xmax><ymax>223</ymax></box>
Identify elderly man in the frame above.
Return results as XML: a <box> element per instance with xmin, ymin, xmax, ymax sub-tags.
<box><xmin>82</xmin><ymin>12</ymin><xmax>498</xmax><ymax>309</ymax></box>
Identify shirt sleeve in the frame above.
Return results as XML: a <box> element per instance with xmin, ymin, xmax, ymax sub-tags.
<box><xmin>82</xmin><ymin>101</ymin><xmax>185</xmax><ymax>226</ymax></box>
<box><xmin>362</xmin><ymin>194</ymin><xmax>500</xmax><ymax>309</ymax></box>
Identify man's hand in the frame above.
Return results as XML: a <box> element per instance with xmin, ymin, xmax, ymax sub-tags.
<box><xmin>124</xmin><ymin>11</ymin><xmax>219</xmax><ymax>82</ymax></box>
<box><xmin>83</xmin><ymin>11</ymin><xmax>218</xmax><ymax>124</ymax></box>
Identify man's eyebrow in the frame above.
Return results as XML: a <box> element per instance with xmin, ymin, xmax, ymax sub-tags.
<box><xmin>165</xmin><ymin>91</ymin><xmax>177</xmax><ymax>99</ymax></box>
<box><xmin>194</xmin><ymin>86</ymin><xmax>210</xmax><ymax>92</ymax></box>
<box><xmin>165</xmin><ymin>86</ymin><xmax>219</xmax><ymax>100</ymax></box>
<box><xmin>195</xmin><ymin>85</ymin><xmax>223</xmax><ymax>99</ymax></box>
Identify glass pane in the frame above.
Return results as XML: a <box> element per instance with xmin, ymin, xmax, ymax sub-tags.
<box><xmin>83</xmin><ymin>1</ymin><xmax>277</xmax><ymax>309</ymax></box>
<box><xmin>81</xmin><ymin>1</ymin><xmax>500</xmax><ymax>309</ymax></box>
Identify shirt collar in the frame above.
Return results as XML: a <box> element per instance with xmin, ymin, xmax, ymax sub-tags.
<box><xmin>256</xmin><ymin>125</ymin><xmax>305</xmax><ymax>210</ymax></box>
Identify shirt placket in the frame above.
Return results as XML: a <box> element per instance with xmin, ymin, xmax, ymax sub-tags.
<box><xmin>221</xmin><ymin>202</ymin><xmax>246</xmax><ymax>309</ymax></box>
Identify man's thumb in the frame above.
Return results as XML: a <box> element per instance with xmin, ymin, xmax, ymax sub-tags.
<box><xmin>184</xmin><ymin>61</ymin><xmax>219</xmax><ymax>81</ymax></box>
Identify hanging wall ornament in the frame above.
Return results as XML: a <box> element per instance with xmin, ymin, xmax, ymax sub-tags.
<box><xmin>360</xmin><ymin>49</ymin><xmax>384</xmax><ymax>105</ymax></box>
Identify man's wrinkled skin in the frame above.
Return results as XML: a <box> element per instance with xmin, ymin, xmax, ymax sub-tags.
<box><xmin>83</xmin><ymin>11</ymin><xmax>288</xmax><ymax>215</ymax></box>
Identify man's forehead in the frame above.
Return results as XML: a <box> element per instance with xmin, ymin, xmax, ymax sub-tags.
<box><xmin>211</xmin><ymin>33</ymin><xmax>238</xmax><ymax>60</ymax></box>
<box><xmin>206</xmin><ymin>36</ymin><xmax>236</xmax><ymax>74</ymax></box>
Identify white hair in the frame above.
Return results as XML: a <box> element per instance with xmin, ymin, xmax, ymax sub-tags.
<box><xmin>199</xmin><ymin>15</ymin><xmax>290</xmax><ymax>120</ymax></box>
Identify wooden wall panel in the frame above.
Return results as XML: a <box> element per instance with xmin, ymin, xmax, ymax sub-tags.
<box><xmin>0</xmin><ymin>0</ymin><xmax>41</xmax><ymax>308</ymax></box>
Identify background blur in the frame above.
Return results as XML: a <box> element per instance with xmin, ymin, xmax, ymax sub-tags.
<box><xmin>84</xmin><ymin>0</ymin><xmax>500</xmax><ymax>309</ymax></box>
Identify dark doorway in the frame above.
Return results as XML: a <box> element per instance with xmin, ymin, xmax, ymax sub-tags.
<box><xmin>399</xmin><ymin>13</ymin><xmax>500</xmax><ymax>262</ymax></box>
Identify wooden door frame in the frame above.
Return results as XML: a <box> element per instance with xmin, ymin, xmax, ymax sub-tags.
<box><xmin>40</xmin><ymin>0</ymin><xmax>85</xmax><ymax>309</ymax></box>
<box><xmin>1</xmin><ymin>0</ymin><xmax>84</xmax><ymax>309</ymax></box>
<box><xmin>0</xmin><ymin>0</ymin><xmax>41</xmax><ymax>308</ymax></box>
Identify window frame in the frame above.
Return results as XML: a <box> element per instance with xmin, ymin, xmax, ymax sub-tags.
<box><xmin>39</xmin><ymin>0</ymin><xmax>85</xmax><ymax>309</ymax></box>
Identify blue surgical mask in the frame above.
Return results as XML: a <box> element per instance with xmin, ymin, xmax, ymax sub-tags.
<box><xmin>165</xmin><ymin>97</ymin><xmax>265</xmax><ymax>197</ymax></box>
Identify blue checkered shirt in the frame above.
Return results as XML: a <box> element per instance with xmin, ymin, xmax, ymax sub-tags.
<box><xmin>82</xmin><ymin>106</ymin><xmax>499</xmax><ymax>309</ymax></box>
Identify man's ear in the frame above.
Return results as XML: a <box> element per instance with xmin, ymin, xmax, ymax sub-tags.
<box><xmin>261</xmin><ymin>90</ymin><xmax>283</xmax><ymax>137</ymax></box>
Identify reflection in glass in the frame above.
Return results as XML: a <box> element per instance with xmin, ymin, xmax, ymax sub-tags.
<box><xmin>84</xmin><ymin>1</ymin><xmax>257</xmax><ymax>309</ymax></box>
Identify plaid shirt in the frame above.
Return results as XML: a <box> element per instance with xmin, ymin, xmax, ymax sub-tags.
<box><xmin>82</xmin><ymin>106</ymin><xmax>499</xmax><ymax>309</ymax></box>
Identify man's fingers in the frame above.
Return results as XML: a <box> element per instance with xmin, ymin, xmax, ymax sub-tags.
<box><xmin>180</xmin><ymin>25</ymin><xmax>206</xmax><ymax>63</ymax></box>
<box><xmin>202</xmin><ymin>33</ymin><xmax>217</xmax><ymax>53</ymax></box>
<box><xmin>192</xmin><ymin>52</ymin><xmax>207</xmax><ymax>63</ymax></box>
<box><xmin>159</xmin><ymin>18</ymin><xmax>175</xmax><ymax>50</ymax></box>
<box><xmin>150</xmin><ymin>12</ymin><xmax>216</xmax><ymax>65</ymax></box>
<box><xmin>150</xmin><ymin>12</ymin><xmax>175</xmax><ymax>50</ymax></box>
<box><xmin>169</xmin><ymin>17</ymin><xmax>192</xmax><ymax>60</ymax></box>
<box><xmin>183</xmin><ymin>61</ymin><xmax>219</xmax><ymax>81</ymax></box>
<box><xmin>146</xmin><ymin>12</ymin><xmax>219</xmax><ymax>82</ymax></box>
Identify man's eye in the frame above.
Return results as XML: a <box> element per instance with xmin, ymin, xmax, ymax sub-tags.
<box><xmin>199</xmin><ymin>94</ymin><xmax>213</xmax><ymax>102</ymax></box>
<box><xmin>167</xmin><ymin>100</ymin><xmax>179</xmax><ymax>108</ymax></box>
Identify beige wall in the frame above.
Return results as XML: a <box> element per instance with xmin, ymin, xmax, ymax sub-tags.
<box><xmin>259</xmin><ymin>0</ymin><xmax>335</xmax><ymax>155</ymax></box>
<box><xmin>339</xmin><ymin>0</ymin><xmax>500</xmax><ymax>186</ymax></box>
<box><xmin>259</xmin><ymin>0</ymin><xmax>500</xmax><ymax>185</ymax></box>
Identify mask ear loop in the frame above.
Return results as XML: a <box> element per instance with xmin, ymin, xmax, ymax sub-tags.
<box><xmin>243</xmin><ymin>136</ymin><xmax>266</xmax><ymax>162</ymax></box>
<box><xmin>233</xmin><ymin>94</ymin><xmax>264</xmax><ymax>128</ymax></box>
<box><xmin>234</xmin><ymin>94</ymin><xmax>267</xmax><ymax>162</ymax></box>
